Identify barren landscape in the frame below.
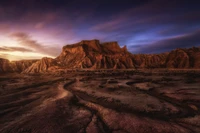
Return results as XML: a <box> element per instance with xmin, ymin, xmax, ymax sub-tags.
<box><xmin>0</xmin><ymin>69</ymin><xmax>200</xmax><ymax>133</ymax></box>
<box><xmin>1</xmin><ymin>0</ymin><xmax>200</xmax><ymax>132</ymax></box>
<box><xmin>1</xmin><ymin>40</ymin><xmax>200</xmax><ymax>133</ymax></box>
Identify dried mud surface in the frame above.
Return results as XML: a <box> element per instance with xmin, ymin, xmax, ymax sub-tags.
<box><xmin>0</xmin><ymin>70</ymin><xmax>200</xmax><ymax>133</ymax></box>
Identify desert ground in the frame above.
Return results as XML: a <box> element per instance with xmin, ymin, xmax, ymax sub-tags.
<box><xmin>0</xmin><ymin>70</ymin><xmax>200</xmax><ymax>133</ymax></box>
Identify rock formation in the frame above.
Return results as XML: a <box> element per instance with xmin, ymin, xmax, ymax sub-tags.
<box><xmin>1</xmin><ymin>40</ymin><xmax>200</xmax><ymax>74</ymax></box>
<box><xmin>23</xmin><ymin>57</ymin><xmax>58</xmax><ymax>73</ymax></box>
<box><xmin>0</xmin><ymin>58</ymin><xmax>12</xmax><ymax>73</ymax></box>
<box><xmin>0</xmin><ymin>58</ymin><xmax>37</xmax><ymax>73</ymax></box>
<box><xmin>165</xmin><ymin>47</ymin><xmax>200</xmax><ymax>68</ymax></box>
<box><xmin>55</xmin><ymin>40</ymin><xmax>135</xmax><ymax>69</ymax></box>
<box><xmin>17</xmin><ymin>40</ymin><xmax>200</xmax><ymax>73</ymax></box>
<box><xmin>11</xmin><ymin>60</ymin><xmax>38</xmax><ymax>72</ymax></box>
<box><xmin>132</xmin><ymin>53</ymin><xmax>168</xmax><ymax>68</ymax></box>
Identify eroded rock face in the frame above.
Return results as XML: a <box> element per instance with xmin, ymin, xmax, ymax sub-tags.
<box><xmin>165</xmin><ymin>47</ymin><xmax>200</xmax><ymax>68</ymax></box>
<box><xmin>132</xmin><ymin>47</ymin><xmax>200</xmax><ymax>69</ymax></box>
<box><xmin>55</xmin><ymin>41</ymin><xmax>200</xmax><ymax>69</ymax></box>
<box><xmin>56</xmin><ymin>39</ymin><xmax>135</xmax><ymax>69</ymax></box>
<box><xmin>132</xmin><ymin>53</ymin><xmax>168</xmax><ymax>68</ymax></box>
<box><xmin>6</xmin><ymin>40</ymin><xmax>200</xmax><ymax>74</ymax></box>
<box><xmin>0</xmin><ymin>58</ymin><xmax>37</xmax><ymax>73</ymax></box>
<box><xmin>189</xmin><ymin>47</ymin><xmax>200</xmax><ymax>68</ymax></box>
<box><xmin>10</xmin><ymin>60</ymin><xmax>38</xmax><ymax>72</ymax></box>
<box><xmin>0</xmin><ymin>58</ymin><xmax>12</xmax><ymax>73</ymax></box>
<box><xmin>23</xmin><ymin>57</ymin><xmax>57</xmax><ymax>73</ymax></box>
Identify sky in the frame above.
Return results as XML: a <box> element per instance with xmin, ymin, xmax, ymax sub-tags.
<box><xmin>0</xmin><ymin>0</ymin><xmax>200</xmax><ymax>60</ymax></box>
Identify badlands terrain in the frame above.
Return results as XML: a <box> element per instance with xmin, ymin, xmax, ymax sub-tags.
<box><xmin>0</xmin><ymin>70</ymin><xmax>200</xmax><ymax>133</ymax></box>
<box><xmin>0</xmin><ymin>40</ymin><xmax>200</xmax><ymax>133</ymax></box>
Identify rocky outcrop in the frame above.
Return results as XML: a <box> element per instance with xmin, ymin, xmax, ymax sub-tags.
<box><xmin>0</xmin><ymin>58</ymin><xmax>12</xmax><ymax>73</ymax></box>
<box><xmin>10</xmin><ymin>60</ymin><xmax>38</xmax><ymax>72</ymax></box>
<box><xmin>23</xmin><ymin>40</ymin><xmax>200</xmax><ymax>73</ymax></box>
<box><xmin>22</xmin><ymin>40</ymin><xmax>135</xmax><ymax>73</ymax></box>
<box><xmin>3</xmin><ymin>40</ymin><xmax>200</xmax><ymax>74</ymax></box>
<box><xmin>131</xmin><ymin>47</ymin><xmax>200</xmax><ymax>69</ymax></box>
<box><xmin>165</xmin><ymin>47</ymin><xmax>200</xmax><ymax>68</ymax></box>
<box><xmin>188</xmin><ymin>47</ymin><xmax>200</xmax><ymax>68</ymax></box>
<box><xmin>23</xmin><ymin>57</ymin><xmax>58</xmax><ymax>73</ymax></box>
<box><xmin>0</xmin><ymin>58</ymin><xmax>37</xmax><ymax>73</ymax></box>
<box><xmin>132</xmin><ymin>53</ymin><xmax>168</xmax><ymax>68</ymax></box>
<box><xmin>55</xmin><ymin>39</ymin><xmax>135</xmax><ymax>69</ymax></box>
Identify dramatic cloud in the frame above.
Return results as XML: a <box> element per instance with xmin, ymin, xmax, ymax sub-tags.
<box><xmin>0</xmin><ymin>46</ymin><xmax>33</xmax><ymax>52</ymax></box>
<box><xmin>0</xmin><ymin>53</ymin><xmax>42</xmax><ymax>61</ymax></box>
<box><xmin>89</xmin><ymin>0</ymin><xmax>200</xmax><ymax>47</ymax></box>
<box><xmin>0</xmin><ymin>0</ymin><xmax>200</xmax><ymax>60</ymax></box>
<box><xmin>130</xmin><ymin>30</ymin><xmax>200</xmax><ymax>53</ymax></box>
<box><xmin>10</xmin><ymin>32</ymin><xmax>61</xmax><ymax>57</ymax></box>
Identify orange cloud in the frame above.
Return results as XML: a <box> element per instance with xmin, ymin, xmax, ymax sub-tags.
<box><xmin>0</xmin><ymin>46</ymin><xmax>33</xmax><ymax>52</ymax></box>
<box><xmin>10</xmin><ymin>32</ymin><xmax>61</xmax><ymax>57</ymax></box>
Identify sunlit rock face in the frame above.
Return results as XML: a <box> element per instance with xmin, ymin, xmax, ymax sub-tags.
<box><xmin>56</xmin><ymin>39</ymin><xmax>135</xmax><ymax>69</ymax></box>
<box><xmin>23</xmin><ymin>57</ymin><xmax>57</xmax><ymax>73</ymax></box>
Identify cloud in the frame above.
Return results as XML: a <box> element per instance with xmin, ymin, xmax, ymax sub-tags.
<box><xmin>130</xmin><ymin>29</ymin><xmax>200</xmax><ymax>54</ymax></box>
<box><xmin>34</xmin><ymin>22</ymin><xmax>46</xmax><ymax>29</ymax></box>
<box><xmin>10</xmin><ymin>32</ymin><xmax>60</xmax><ymax>57</ymax></box>
<box><xmin>0</xmin><ymin>53</ymin><xmax>41</xmax><ymax>61</ymax></box>
<box><xmin>0</xmin><ymin>46</ymin><xmax>33</xmax><ymax>52</ymax></box>
<box><xmin>0</xmin><ymin>23</ymin><xmax>11</xmax><ymax>33</ymax></box>
<box><xmin>0</xmin><ymin>0</ymin><xmax>199</xmax><ymax>57</ymax></box>
<box><xmin>21</xmin><ymin>11</ymin><xmax>58</xmax><ymax>25</ymax></box>
<box><xmin>90</xmin><ymin>0</ymin><xmax>200</xmax><ymax>35</ymax></box>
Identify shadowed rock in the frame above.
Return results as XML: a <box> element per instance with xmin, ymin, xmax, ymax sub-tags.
<box><xmin>0</xmin><ymin>58</ymin><xmax>37</xmax><ymax>73</ymax></box>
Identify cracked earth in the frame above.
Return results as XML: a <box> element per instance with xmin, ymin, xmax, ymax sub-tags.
<box><xmin>0</xmin><ymin>70</ymin><xmax>200</xmax><ymax>133</ymax></box>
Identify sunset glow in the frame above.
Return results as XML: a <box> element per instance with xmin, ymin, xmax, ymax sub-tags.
<box><xmin>0</xmin><ymin>0</ymin><xmax>200</xmax><ymax>60</ymax></box>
